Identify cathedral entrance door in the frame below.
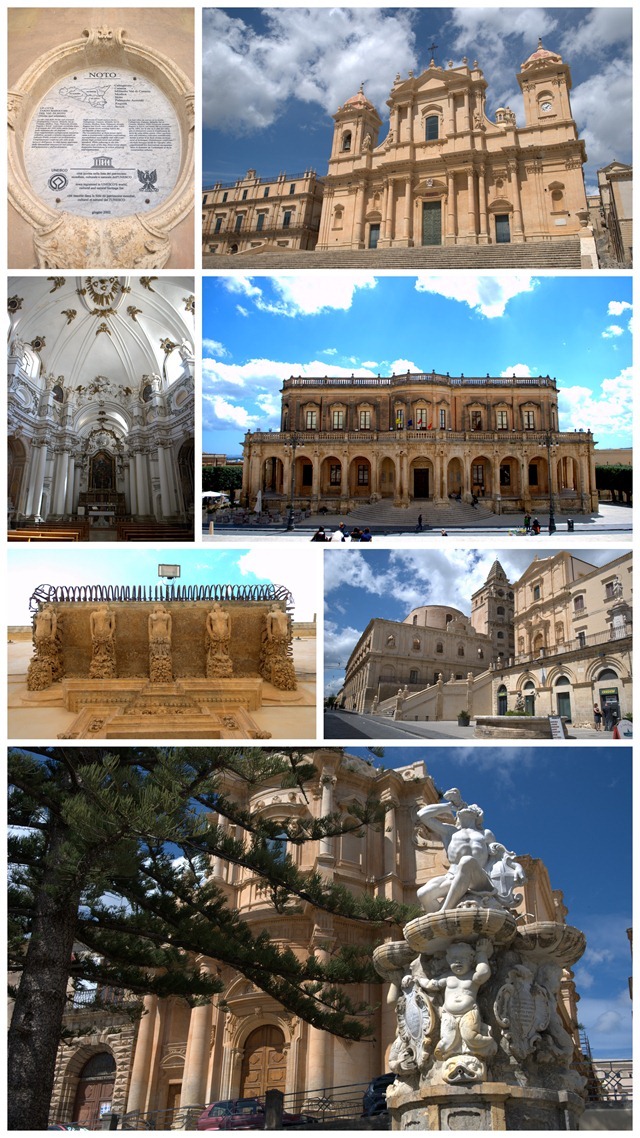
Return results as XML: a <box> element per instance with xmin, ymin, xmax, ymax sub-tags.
<box><xmin>240</xmin><ymin>1026</ymin><xmax>287</xmax><ymax>1099</ymax></box>
<box><xmin>413</xmin><ymin>469</ymin><xmax>429</xmax><ymax>498</ymax></box>
<box><xmin>495</xmin><ymin>214</ymin><xmax>511</xmax><ymax>243</ymax></box>
<box><xmin>369</xmin><ymin>224</ymin><xmax>380</xmax><ymax>249</ymax></box>
<box><xmin>422</xmin><ymin>201</ymin><xmax>442</xmax><ymax>245</ymax></box>
<box><xmin>72</xmin><ymin>1053</ymin><xmax>116</xmax><ymax>1128</ymax></box>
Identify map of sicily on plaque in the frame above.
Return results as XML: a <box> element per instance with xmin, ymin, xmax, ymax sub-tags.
<box><xmin>25</xmin><ymin>70</ymin><xmax>182</xmax><ymax>219</ymax></box>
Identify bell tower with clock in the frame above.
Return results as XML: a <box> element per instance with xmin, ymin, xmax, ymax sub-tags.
<box><xmin>517</xmin><ymin>39</ymin><xmax>575</xmax><ymax>128</ymax></box>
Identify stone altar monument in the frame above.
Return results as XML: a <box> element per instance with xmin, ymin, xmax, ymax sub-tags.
<box><xmin>8</xmin><ymin>17</ymin><xmax>194</xmax><ymax>268</ymax></box>
<box><xmin>374</xmin><ymin>788</ymin><xmax>586</xmax><ymax>1130</ymax></box>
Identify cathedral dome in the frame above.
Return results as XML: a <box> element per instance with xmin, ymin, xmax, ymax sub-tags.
<box><xmin>521</xmin><ymin>38</ymin><xmax>563</xmax><ymax>70</ymax></box>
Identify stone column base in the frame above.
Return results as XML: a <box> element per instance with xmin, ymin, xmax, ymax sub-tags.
<box><xmin>388</xmin><ymin>1081</ymin><xmax>584</xmax><ymax>1131</ymax></box>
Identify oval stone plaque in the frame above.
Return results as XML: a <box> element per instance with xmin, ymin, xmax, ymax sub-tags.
<box><xmin>24</xmin><ymin>67</ymin><xmax>182</xmax><ymax>219</ymax></box>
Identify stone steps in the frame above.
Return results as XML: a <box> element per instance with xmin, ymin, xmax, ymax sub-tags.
<box><xmin>345</xmin><ymin>499</ymin><xmax>498</xmax><ymax>527</ymax></box>
<box><xmin>207</xmin><ymin>238</ymin><xmax>583</xmax><ymax>270</ymax></box>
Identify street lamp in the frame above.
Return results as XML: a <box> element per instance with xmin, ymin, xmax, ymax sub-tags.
<box><xmin>284</xmin><ymin>434</ymin><xmax>300</xmax><ymax>531</ymax></box>
<box><xmin>543</xmin><ymin>430</ymin><xmax>557</xmax><ymax>535</ymax></box>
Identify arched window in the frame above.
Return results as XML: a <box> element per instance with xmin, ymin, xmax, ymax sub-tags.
<box><xmin>555</xmin><ymin>675</ymin><xmax>571</xmax><ymax>686</ymax></box>
<box><xmin>386</xmin><ymin>635</ymin><xmax>395</xmax><ymax>648</ymax></box>
<box><xmin>598</xmin><ymin>668</ymin><xmax>618</xmax><ymax>681</ymax></box>
<box><xmin>497</xmin><ymin>631</ymin><xmax>505</xmax><ymax>640</ymax></box>
<box><xmin>412</xmin><ymin>615</ymin><xmax>418</xmax><ymax>625</ymax></box>
<box><xmin>409</xmin><ymin>669</ymin><xmax>419</xmax><ymax>684</ymax></box>
<box><xmin>412</xmin><ymin>638</ymin><xmax>421</xmax><ymax>650</ymax></box>
<box><xmin>497</xmin><ymin>606</ymin><xmax>505</xmax><ymax>615</ymax></box>
<box><xmin>457</xmin><ymin>645</ymin><xmax>465</xmax><ymax>657</ymax></box>
<box><xmin>342</xmin><ymin>131</ymin><xmax>352</xmax><ymax>151</ymax></box>
<box><xmin>436</xmin><ymin>642</ymin><xmax>443</xmax><ymax>654</ymax></box>
<box><xmin>425</xmin><ymin>115</ymin><xmax>439</xmax><ymax>141</ymax></box>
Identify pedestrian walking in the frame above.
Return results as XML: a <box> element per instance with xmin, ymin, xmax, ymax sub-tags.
<box><xmin>416</xmin><ymin>513</ymin><xmax>423</xmax><ymax>532</ymax></box>
<box><xmin>524</xmin><ymin>513</ymin><xmax>531</xmax><ymax>532</ymax></box>
<box><xmin>593</xmin><ymin>704</ymin><xmax>602</xmax><ymax>731</ymax></box>
<box><xmin>532</xmin><ymin>517</ymin><xmax>541</xmax><ymax>535</ymax></box>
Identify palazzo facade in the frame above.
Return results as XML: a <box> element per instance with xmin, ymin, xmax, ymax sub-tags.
<box><xmin>46</xmin><ymin>750</ymin><xmax>581</xmax><ymax>1127</ymax></box>
<box><xmin>494</xmin><ymin>551</ymin><xmax>632</xmax><ymax>725</ymax></box>
<box><xmin>8</xmin><ymin>277</ymin><xmax>195</xmax><ymax>539</ymax></box>
<box><xmin>242</xmin><ymin>371</ymin><xmax>597</xmax><ymax>516</ymax></box>
<box><xmin>317</xmin><ymin>40</ymin><xmax>590</xmax><ymax>253</ymax></box>
<box><xmin>202</xmin><ymin>170</ymin><xmax>324</xmax><ymax>255</ymax></box>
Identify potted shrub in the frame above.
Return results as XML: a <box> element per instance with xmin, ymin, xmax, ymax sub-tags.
<box><xmin>457</xmin><ymin>710</ymin><xmax>471</xmax><ymax>726</ymax></box>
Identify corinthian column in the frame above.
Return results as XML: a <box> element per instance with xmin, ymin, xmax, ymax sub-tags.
<box><xmin>181</xmin><ymin>972</ymin><xmax>213</xmax><ymax>1106</ymax></box>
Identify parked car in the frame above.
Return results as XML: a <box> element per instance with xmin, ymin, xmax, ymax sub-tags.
<box><xmin>362</xmin><ymin>1073</ymin><xmax>395</xmax><ymax>1116</ymax></box>
<box><xmin>197</xmin><ymin>1097</ymin><xmax>315</xmax><ymax>1131</ymax></box>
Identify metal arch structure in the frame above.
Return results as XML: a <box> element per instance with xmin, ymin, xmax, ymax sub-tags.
<box><xmin>28</xmin><ymin>582</ymin><xmax>294</xmax><ymax>612</ymax></box>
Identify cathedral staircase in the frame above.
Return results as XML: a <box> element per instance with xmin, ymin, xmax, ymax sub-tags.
<box><xmin>209</xmin><ymin>238</ymin><xmax>583</xmax><ymax>270</ymax></box>
<box><xmin>344</xmin><ymin>498</ymin><xmax>502</xmax><ymax>529</ymax></box>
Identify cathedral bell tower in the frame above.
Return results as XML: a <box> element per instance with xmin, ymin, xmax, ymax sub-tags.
<box><xmin>470</xmin><ymin>560</ymin><xmax>515</xmax><ymax>663</ymax></box>
<box><xmin>328</xmin><ymin>84</ymin><xmax>382</xmax><ymax>170</ymax></box>
<box><xmin>517</xmin><ymin>39</ymin><xmax>574</xmax><ymax>128</ymax></box>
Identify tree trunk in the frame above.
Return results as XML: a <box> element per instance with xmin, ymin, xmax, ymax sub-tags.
<box><xmin>8</xmin><ymin>819</ymin><xmax>81</xmax><ymax>1130</ymax></box>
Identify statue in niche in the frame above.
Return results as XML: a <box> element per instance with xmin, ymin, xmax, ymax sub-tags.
<box><xmin>89</xmin><ymin>605</ymin><xmax>116</xmax><ymax>678</ymax></box>
<box><xmin>205</xmin><ymin>602</ymin><xmax>233</xmax><ymax>678</ymax></box>
<box><xmin>27</xmin><ymin>606</ymin><xmax>64</xmax><ymax>690</ymax></box>
<box><xmin>148</xmin><ymin>604</ymin><xmax>173</xmax><ymax>682</ymax></box>
<box><xmin>416</xmin><ymin>788</ymin><xmax>524</xmax><ymax>914</ymax></box>
<box><xmin>259</xmin><ymin>604</ymin><xmax>297</xmax><ymax>691</ymax></box>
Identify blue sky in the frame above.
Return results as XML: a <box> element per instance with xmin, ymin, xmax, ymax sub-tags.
<box><xmin>202</xmin><ymin>273</ymin><xmax>633</xmax><ymax>456</ymax></box>
<box><xmin>203</xmin><ymin>7</ymin><xmax>632</xmax><ymax>191</ymax></box>
<box><xmin>323</xmin><ymin>548</ymin><xmax>624</xmax><ymax>695</ymax></box>
<box><xmin>348</xmin><ymin>744</ymin><xmax>632</xmax><ymax>1059</ymax></box>
<box><xmin>7</xmin><ymin>546</ymin><xmax>319</xmax><ymax>625</ymax></box>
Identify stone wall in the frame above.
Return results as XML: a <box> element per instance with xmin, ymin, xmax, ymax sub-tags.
<box><xmin>35</xmin><ymin>599</ymin><xmax>289</xmax><ymax>680</ymax></box>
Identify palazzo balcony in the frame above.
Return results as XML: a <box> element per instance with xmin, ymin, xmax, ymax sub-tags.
<box><xmin>246</xmin><ymin>428</ymin><xmax>592</xmax><ymax>446</ymax></box>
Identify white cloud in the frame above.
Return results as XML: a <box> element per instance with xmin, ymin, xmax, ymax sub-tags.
<box><xmin>361</xmin><ymin>360</ymin><xmax>378</xmax><ymax>369</ymax></box>
<box><xmin>559</xmin><ymin>8</ymin><xmax>632</xmax><ymax>58</ymax></box>
<box><xmin>203</xmin><ymin>8</ymin><xmax>418</xmax><ymax>133</ymax></box>
<box><xmin>203</xmin><ymin>338</ymin><xmax>228</xmax><ymax>356</ymax></box>
<box><xmin>220</xmin><ymin>273</ymin><xmax>378</xmax><ymax>317</ymax></box>
<box><xmin>414</xmin><ymin>273</ymin><xmax>537</xmax><ymax>318</ymax></box>
<box><xmin>390</xmin><ymin>358</ymin><xmax>423</xmax><ymax>375</ymax></box>
<box><xmin>322</xmin><ymin>347</ymin><xmax>338</xmax><ymax>356</ymax></box>
<box><xmin>570</xmin><ymin>59</ymin><xmax>633</xmax><ymax>172</ymax></box>
<box><xmin>602</xmin><ymin>325</ymin><xmax>623</xmax><ymax>339</ymax></box>
<box><xmin>607</xmin><ymin>301</ymin><xmax>632</xmax><ymax>317</ymax></box>
<box><xmin>324</xmin><ymin>620</ymin><xmax>363</xmax><ymax>667</ymax></box>
<box><xmin>203</xmin><ymin>394</ymin><xmax>257</xmax><ymax>431</ymax></box>
<box><xmin>500</xmin><ymin>363</ymin><xmax>533</xmax><ymax>378</ymax></box>
<box><xmin>237</xmin><ymin>548</ymin><xmax>319</xmax><ymax>622</ymax></box>
<box><xmin>558</xmin><ymin>367</ymin><xmax>633</xmax><ymax>444</ymax></box>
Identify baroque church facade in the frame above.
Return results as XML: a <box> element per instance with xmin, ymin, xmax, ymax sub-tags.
<box><xmin>317</xmin><ymin>40</ymin><xmax>591</xmax><ymax>253</ymax></box>
<box><xmin>8</xmin><ymin>276</ymin><xmax>195</xmax><ymax>540</ymax></box>
<box><xmin>242</xmin><ymin>370</ymin><xmax>597</xmax><ymax>517</ymax></box>
<box><xmin>342</xmin><ymin>561</ymin><xmax>514</xmax><ymax>713</ymax></box>
<box><xmin>45</xmin><ymin>750</ymin><xmax>582</xmax><ymax>1127</ymax></box>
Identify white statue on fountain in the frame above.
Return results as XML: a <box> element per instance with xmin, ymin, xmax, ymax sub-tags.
<box><xmin>416</xmin><ymin>787</ymin><xmax>524</xmax><ymax>913</ymax></box>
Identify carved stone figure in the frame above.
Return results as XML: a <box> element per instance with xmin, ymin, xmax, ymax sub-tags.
<box><xmin>494</xmin><ymin>963</ymin><xmax>549</xmax><ymax>1062</ymax></box>
<box><xmin>205</xmin><ymin>602</ymin><xmax>233</xmax><ymax>678</ymax></box>
<box><xmin>416</xmin><ymin>788</ymin><xmax>522</xmax><ymax>913</ymax></box>
<box><xmin>425</xmin><ymin>939</ymin><xmax>497</xmax><ymax>1075</ymax></box>
<box><xmin>148</xmin><ymin>604</ymin><xmax>173</xmax><ymax>682</ymax></box>
<box><xmin>389</xmin><ymin>970</ymin><xmax>437</xmax><ymax>1075</ymax></box>
<box><xmin>260</xmin><ymin>604</ymin><xmax>296</xmax><ymax>690</ymax></box>
<box><xmin>27</xmin><ymin>605</ymin><xmax>63</xmax><ymax>689</ymax></box>
<box><xmin>89</xmin><ymin>605</ymin><xmax>116</xmax><ymax>678</ymax></box>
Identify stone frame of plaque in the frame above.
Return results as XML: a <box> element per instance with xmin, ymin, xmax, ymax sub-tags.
<box><xmin>8</xmin><ymin>24</ymin><xmax>194</xmax><ymax>269</ymax></box>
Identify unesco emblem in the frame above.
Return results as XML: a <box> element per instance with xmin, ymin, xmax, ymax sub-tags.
<box><xmin>48</xmin><ymin>173</ymin><xmax>68</xmax><ymax>191</ymax></box>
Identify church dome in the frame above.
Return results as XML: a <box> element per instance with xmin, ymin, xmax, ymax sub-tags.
<box><xmin>521</xmin><ymin>38</ymin><xmax>563</xmax><ymax>70</ymax></box>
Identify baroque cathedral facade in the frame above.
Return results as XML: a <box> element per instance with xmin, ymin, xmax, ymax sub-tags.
<box><xmin>317</xmin><ymin>40</ymin><xmax>591</xmax><ymax>253</ymax></box>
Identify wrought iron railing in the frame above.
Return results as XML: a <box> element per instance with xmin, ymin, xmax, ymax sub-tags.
<box><xmin>29</xmin><ymin>582</ymin><xmax>294</xmax><ymax>611</ymax></box>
